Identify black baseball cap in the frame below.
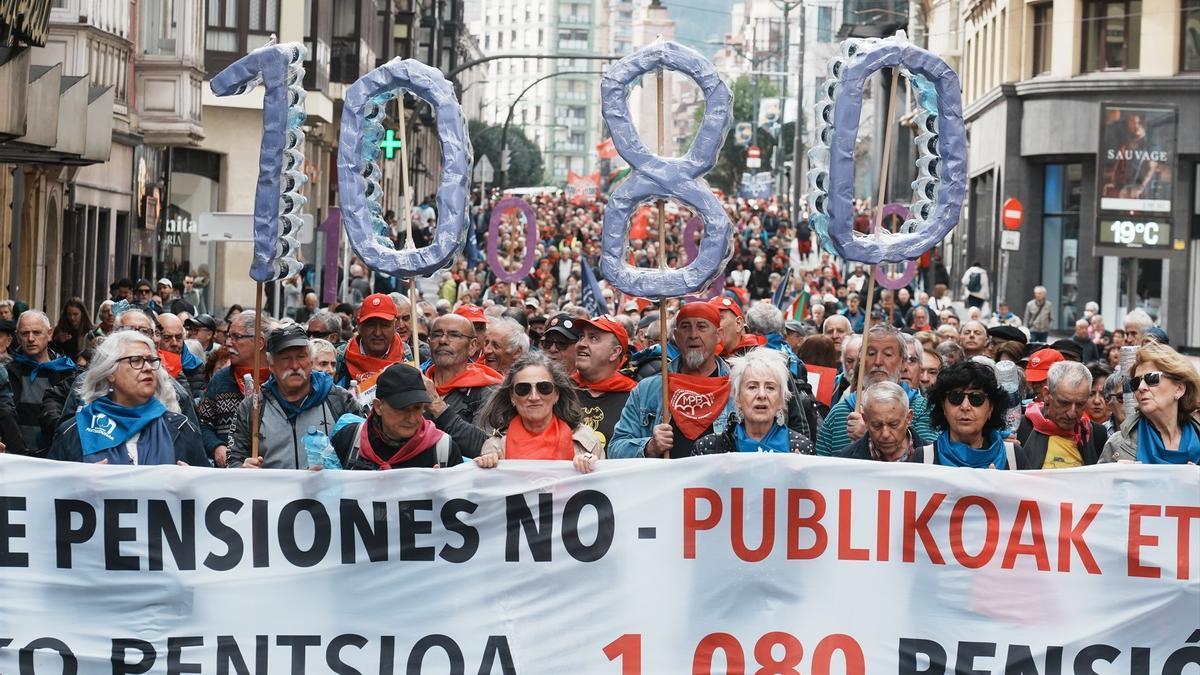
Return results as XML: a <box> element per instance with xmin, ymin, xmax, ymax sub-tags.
<box><xmin>0</xmin><ymin>319</ymin><xmax>14</xmax><ymax>335</ymax></box>
<box><xmin>988</xmin><ymin>325</ymin><xmax>1027</xmax><ymax>345</ymax></box>
<box><xmin>266</xmin><ymin>324</ymin><xmax>309</xmax><ymax>354</ymax></box>
<box><xmin>185</xmin><ymin>314</ymin><xmax>217</xmax><ymax>331</ymax></box>
<box><xmin>543</xmin><ymin>313</ymin><xmax>581</xmax><ymax>341</ymax></box>
<box><xmin>376</xmin><ymin>363</ymin><xmax>432</xmax><ymax>409</ymax></box>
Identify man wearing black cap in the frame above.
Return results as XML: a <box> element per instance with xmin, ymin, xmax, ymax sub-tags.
<box><xmin>0</xmin><ymin>318</ymin><xmax>15</xmax><ymax>363</ymax></box>
<box><xmin>1050</xmin><ymin>338</ymin><xmax>1086</xmax><ymax>363</ymax></box>
<box><xmin>185</xmin><ymin>314</ymin><xmax>218</xmax><ymax>353</ymax></box>
<box><xmin>541</xmin><ymin>313</ymin><xmax>580</xmax><ymax>374</ymax></box>
<box><xmin>232</xmin><ymin>325</ymin><xmax>362</xmax><ymax>469</ymax></box>
<box><xmin>332</xmin><ymin>363</ymin><xmax>461</xmax><ymax>469</ymax></box>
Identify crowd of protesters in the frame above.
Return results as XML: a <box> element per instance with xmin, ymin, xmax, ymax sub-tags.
<box><xmin>0</xmin><ymin>191</ymin><xmax>1195</xmax><ymax>470</ymax></box>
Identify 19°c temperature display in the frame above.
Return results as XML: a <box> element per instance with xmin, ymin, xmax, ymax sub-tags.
<box><xmin>1099</xmin><ymin>219</ymin><xmax>1171</xmax><ymax>248</ymax></box>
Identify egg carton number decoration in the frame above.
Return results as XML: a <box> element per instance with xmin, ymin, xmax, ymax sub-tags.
<box><xmin>600</xmin><ymin>42</ymin><xmax>735</xmax><ymax>300</ymax></box>
<box><xmin>209</xmin><ymin>42</ymin><xmax>309</xmax><ymax>282</ymax></box>
<box><xmin>337</xmin><ymin>60</ymin><xmax>471</xmax><ymax>278</ymax></box>
<box><xmin>806</xmin><ymin>37</ymin><xmax>967</xmax><ymax>264</ymax></box>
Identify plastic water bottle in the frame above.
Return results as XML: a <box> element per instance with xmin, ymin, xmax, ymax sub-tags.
<box><xmin>994</xmin><ymin>360</ymin><xmax>1022</xmax><ymax>434</ymax></box>
<box><xmin>302</xmin><ymin>426</ymin><xmax>341</xmax><ymax>470</ymax></box>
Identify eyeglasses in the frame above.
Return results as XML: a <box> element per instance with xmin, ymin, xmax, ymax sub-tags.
<box><xmin>947</xmin><ymin>390</ymin><xmax>988</xmax><ymax>407</ymax></box>
<box><xmin>1130</xmin><ymin>371</ymin><xmax>1167</xmax><ymax>390</ymax></box>
<box><xmin>136</xmin><ymin>288</ymin><xmax>153</xmax><ymax>295</ymax></box>
<box><xmin>430</xmin><ymin>330</ymin><xmax>471</xmax><ymax>341</ymax></box>
<box><xmin>159</xmin><ymin>332</ymin><xmax>184</xmax><ymax>342</ymax></box>
<box><xmin>117</xmin><ymin>355</ymin><xmax>161</xmax><ymax>370</ymax></box>
<box><xmin>118</xmin><ymin>326</ymin><xmax>156</xmax><ymax>338</ymax></box>
<box><xmin>227</xmin><ymin>332</ymin><xmax>255</xmax><ymax>342</ymax></box>
<box><xmin>513</xmin><ymin>381</ymin><xmax>555</xmax><ymax>397</ymax></box>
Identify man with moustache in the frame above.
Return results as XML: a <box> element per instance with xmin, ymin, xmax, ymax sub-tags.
<box><xmin>233</xmin><ymin>325</ymin><xmax>361</xmax><ymax>469</ymax></box>
<box><xmin>609</xmin><ymin>302</ymin><xmax>734</xmax><ymax>459</ymax></box>
<box><xmin>421</xmin><ymin>313</ymin><xmax>503</xmax><ymax>457</ymax></box>
<box><xmin>572</xmin><ymin>316</ymin><xmax>637</xmax><ymax>447</ymax></box>
<box><xmin>335</xmin><ymin>294</ymin><xmax>408</xmax><ymax>388</ymax></box>
<box><xmin>196</xmin><ymin>311</ymin><xmax>273</xmax><ymax>467</ymax></box>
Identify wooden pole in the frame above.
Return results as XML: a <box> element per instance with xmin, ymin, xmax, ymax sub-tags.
<box><xmin>396</xmin><ymin>99</ymin><xmax>421</xmax><ymax>367</ymax></box>
<box><xmin>656</xmin><ymin>67</ymin><xmax>671</xmax><ymax>440</ymax></box>
<box><xmin>854</xmin><ymin>67</ymin><xmax>902</xmax><ymax>412</ymax></box>
<box><xmin>250</xmin><ymin>282</ymin><xmax>264</xmax><ymax>460</ymax></box>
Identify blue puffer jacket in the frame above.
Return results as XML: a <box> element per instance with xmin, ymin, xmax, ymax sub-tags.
<box><xmin>607</xmin><ymin>357</ymin><xmax>735</xmax><ymax>459</ymax></box>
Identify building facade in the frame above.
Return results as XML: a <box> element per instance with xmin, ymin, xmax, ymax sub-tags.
<box><xmin>959</xmin><ymin>0</ymin><xmax>1199</xmax><ymax>346</ymax></box>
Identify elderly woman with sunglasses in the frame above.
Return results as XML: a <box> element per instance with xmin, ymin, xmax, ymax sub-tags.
<box><xmin>48</xmin><ymin>331</ymin><xmax>206</xmax><ymax>466</ymax></box>
<box><xmin>474</xmin><ymin>351</ymin><xmax>603</xmax><ymax>473</ymax></box>
<box><xmin>1100</xmin><ymin>343</ymin><xmax>1200</xmax><ymax>464</ymax></box>
<box><xmin>925</xmin><ymin>361</ymin><xmax>1033</xmax><ymax>469</ymax></box>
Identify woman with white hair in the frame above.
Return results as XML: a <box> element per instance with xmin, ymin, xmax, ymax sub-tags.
<box><xmin>48</xmin><ymin>331</ymin><xmax>206</xmax><ymax>465</ymax></box>
<box><xmin>693</xmin><ymin>348</ymin><xmax>814</xmax><ymax>455</ymax></box>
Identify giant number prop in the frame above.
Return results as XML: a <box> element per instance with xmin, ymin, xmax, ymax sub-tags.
<box><xmin>486</xmin><ymin>197</ymin><xmax>538</xmax><ymax>283</ymax></box>
<box><xmin>209</xmin><ymin>42</ymin><xmax>308</xmax><ymax>282</ymax></box>
<box><xmin>600</xmin><ymin>42</ymin><xmax>734</xmax><ymax>299</ymax></box>
<box><xmin>806</xmin><ymin>37</ymin><xmax>966</xmax><ymax>264</ymax></box>
<box><xmin>337</xmin><ymin>60</ymin><xmax>470</xmax><ymax>277</ymax></box>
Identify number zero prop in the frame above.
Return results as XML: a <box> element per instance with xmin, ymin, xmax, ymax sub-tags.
<box><xmin>486</xmin><ymin>196</ymin><xmax>539</xmax><ymax>283</ymax></box>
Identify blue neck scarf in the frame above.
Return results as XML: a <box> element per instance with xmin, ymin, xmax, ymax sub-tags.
<box><xmin>75</xmin><ymin>396</ymin><xmax>168</xmax><ymax>457</ymax></box>
<box><xmin>14</xmin><ymin>352</ymin><xmax>77</xmax><ymax>380</ymax></box>
<box><xmin>733</xmin><ymin>422</ymin><xmax>791</xmax><ymax>453</ymax></box>
<box><xmin>1136</xmin><ymin>418</ymin><xmax>1200</xmax><ymax>465</ymax></box>
<box><xmin>936</xmin><ymin>429</ymin><xmax>1008</xmax><ymax>469</ymax></box>
<box><xmin>181</xmin><ymin>346</ymin><xmax>203</xmax><ymax>372</ymax></box>
<box><xmin>265</xmin><ymin>369</ymin><xmax>333</xmax><ymax>421</ymax></box>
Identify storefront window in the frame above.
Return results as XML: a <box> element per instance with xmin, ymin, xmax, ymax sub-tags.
<box><xmin>165</xmin><ymin>149</ymin><xmax>221</xmax><ymax>314</ymax></box>
<box><xmin>1041</xmin><ymin>164</ymin><xmax>1082</xmax><ymax>329</ymax></box>
<box><xmin>1185</xmin><ymin>0</ymin><xmax>1200</xmax><ymax>72</ymax></box>
<box><xmin>1081</xmin><ymin>0</ymin><xmax>1141</xmax><ymax>72</ymax></box>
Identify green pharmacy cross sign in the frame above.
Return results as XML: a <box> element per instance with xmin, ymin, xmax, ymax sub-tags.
<box><xmin>380</xmin><ymin>128</ymin><xmax>403</xmax><ymax>159</ymax></box>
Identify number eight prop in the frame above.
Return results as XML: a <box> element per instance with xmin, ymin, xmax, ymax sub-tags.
<box><xmin>806</xmin><ymin>37</ymin><xmax>967</xmax><ymax>264</ymax></box>
<box><xmin>486</xmin><ymin>197</ymin><xmax>538</xmax><ymax>283</ymax></box>
<box><xmin>209</xmin><ymin>42</ymin><xmax>308</xmax><ymax>282</ymax></box>
<box><xmin>600</xmin><ymin>42</ymin><xmax>734</xmax><ymax>299</ymax></box>
<box><xmin>682</xmin><ymin>216</ymin><xmax>724</xmax><ymax>300</ymax></box>
<box><xmin>337</xmin><ymin>59</ymin><xmax>470</xmax><ymax>277</ymax></box>
<box><xmin>871</xmin><ymin>203</ymin><xmax>919</xmax><ymax>290</ymax></box>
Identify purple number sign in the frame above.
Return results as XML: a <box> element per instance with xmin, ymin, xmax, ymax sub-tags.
<box><xmin>486</xmin><ymin>197</ymin><xmax>538</xmax><ymax>283</ymax></box>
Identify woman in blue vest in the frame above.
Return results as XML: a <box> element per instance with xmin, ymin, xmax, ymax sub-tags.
<box><xmin>49</xmin><ymin>331</ymin><xmax>206</xmax><ymax>466</ymax></box>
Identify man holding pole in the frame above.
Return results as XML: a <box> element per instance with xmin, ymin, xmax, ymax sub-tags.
<box><xmin>334</xmin><ymin>293</ymin><xmax>407</xmax><ymax>388</ymax></box>
<box><xmin>608</xmin><ymin>302</ymin><xmax>734</xmax><ymax>459</ymax></box>
<box><xmin>196</xmin><ymin>311</ymin><xmax>273</xmax><ymax>468</ymax></box>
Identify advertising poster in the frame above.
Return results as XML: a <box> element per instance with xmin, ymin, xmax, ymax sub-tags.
<box><xmin>1098</xmin><ymin>104</ymin><xmax>1176</xmax><ymax>214</ymax></box>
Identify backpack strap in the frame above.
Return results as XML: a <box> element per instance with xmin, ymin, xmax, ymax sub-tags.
<box><xmin>347</xmin><ymin>423</ymin><xmax>364</xmax><ymax>467</ymax></box>
<box><xmin>1004</xmin><ymin>441</ymin><xmax>1018</xmax><ymax>470</ymax></box>
<box><xmin>435</xmin><ymin>434</ymin><xmax>452</xmax><ymax>466</ymax></box>
<box><xmin>921</xmin><ymin>445</ymin><xmax>934</xmax><ymax>464</ymax></box>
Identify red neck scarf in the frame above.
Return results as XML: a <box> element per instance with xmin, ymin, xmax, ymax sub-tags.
<box><xmin>722</xmin><ymin>333</ymin><xmax>764</xmax><ymax>357</ymax></box>
<box><xmin>667</xmin><ymin>371</ymin><xmax>732</xmax><ymax>440</ymax></box>
<box><xmin>1025</xmin><ymin>401</ymin><xmax>1091</xmax><ymax>448</ymax></box>
<box><xmin>427</xmin><ymin>362</ymin><xmax>503</xmax><ymax>397</ymax></box>
<box><xmin>357</xmin><ymin>415</ymin><xmax>445</xmax><ymax>469</ymax></box>
<box><xmin>232</xmin><ymin>364</ymin><xmax>272</xmax><ymax>395</ymax></box>
<box><xmin>572</xmin><ymin>370</ymin><xmax>636</xmax><ymax>393</ymax></box>
<box><xmin>505</xmin><ymin>416</ymin><xmax>575</xmax><ymax>460</ymax></box>
<box><xmin>345</xmin><ymin>334</ymin><xmax>406</xmax><ymax>381</ymax></box>
<box><xmin>160</xmin><ymin>350</ymin><xmax>183</xmax><ymax>378</ymax></box>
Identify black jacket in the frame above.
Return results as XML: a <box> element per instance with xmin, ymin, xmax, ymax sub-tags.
<box><xmin>693</xmin><ymin>415</ymin><xmax>814</xmax><ymax>456</ymax></box>
<box><xmin>6</xmin><ymin>354</ymin><xmax>77</xmax><ymax>456</ymax></box>
<box><xmin>47</xmin><ymin>411</ymin><xmax>208</xmax><ymax>466</ymax></box>
<box><xmin>332</xmin><ymin>420</ymin><xmax>464</xmax><ymax>469</ymax></box>
<box><xmin>840</xmin><ymin>433</ymin><xmax>932</xmax><ymax>462</ymax></box>
<box><xmin>1015</xmin><ymin>417</ymin><xmax>1108</xmax><ymax>468</ymax></box>
<box><xmin>431</xmin><ymin>384</ymin><xmax>494</xmax><ymax>458</ymax></box>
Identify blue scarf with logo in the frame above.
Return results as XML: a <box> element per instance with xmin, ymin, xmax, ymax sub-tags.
<box><xmin>75</xmin><ymin>396</ymin><xmax>168</xmax><ymax>457</ymax></box>
<box><xmin>935</xmin><ymin>429</ymin><xmax>1008</xmax><ymax>469</ymax></box>
<box><xmin>1136</xmin><ymin>418</ymin><xmax>1200</xmax><ymax>465</ymax></box>
<box><xmin>264</xmin><ymin>370</ymin><xmax>333</xmax><ymax>421</ymax></box>
<box><xmin>733</xmin><ymin>422</ymin><xmax>791</xmax><ymax>453</ymax></box>
<box><xmin>14</xmin><ymin>352</ymin><xmax>77</xmax><ymax>380</ymax></box>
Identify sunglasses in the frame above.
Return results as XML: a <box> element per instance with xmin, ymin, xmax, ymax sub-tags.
<box><xmin>947</xmin><ymin>390</ymin><xmax>988</xmax><ymax>407</ymax></box>
<box><xmin>513</xmin><ymin>381</ymin><xmax>555</xmax><ymax>397</ymax></box>
<box><xmin>1130</xmin><ymin>371</ymin><xmax>1167</xmax><ymax>390</ymax></box>
<box><xmin>306</xmin><ymin>330</ymin><xmax>332</xmax><ymax>339</ymax></box>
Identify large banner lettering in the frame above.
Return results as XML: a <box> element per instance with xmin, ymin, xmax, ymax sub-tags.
<box><xmin>0</xmin><ymin>455</ymin><xmax>1197</xmax><ymax>673</ymax></box>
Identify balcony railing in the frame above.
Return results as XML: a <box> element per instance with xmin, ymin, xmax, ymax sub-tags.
<box><xmin>557</xmin><ymin>39</ymin><xmax>590</xmax><ymax>51</ymax></box>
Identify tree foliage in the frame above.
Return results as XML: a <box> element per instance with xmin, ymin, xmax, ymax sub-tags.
<box><xmin>693</xmin><ymin>76</ymin><xmax>784</xmax><ymax>194</ymax></box>
<box><xmin>468</xmin><ymin>120</ymin><xmax>545</xmax><ymax>188</ymax></box>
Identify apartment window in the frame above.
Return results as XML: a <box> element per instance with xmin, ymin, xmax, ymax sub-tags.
<box><xmin>1081</xmin><ymin>0</ymin><xmax>1141</xmax><ymax>71</ymax></box>
<box><xmin>141</xmin><ymin>0</ymin><xmax>177</xmax><ymax>55</ymax></box>
<box><xmin>206</xmin><ymin>0</ymin><xmax>280</xmax><ymax>72</ymax></box>
<box><xmin>1031</xmin><ymin>2</ymin><xmax>1053</xmax><ymax>75</ymax></box>
<box><xmin>817</xmin><ymin>7</ymin><xmax>833</xmax><ymax>42</ymax></box>
<box><xmin>1184</xmin><ymin>0</ymin><xmax>1200</xmax><ymax>71</ymax></box>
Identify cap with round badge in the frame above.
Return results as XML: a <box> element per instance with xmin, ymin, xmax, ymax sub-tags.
<box><xmin>543</xmin><ymin>313</ymin><xmax>581</xmax><ymax>341</ymax></box>
<box><xmin>358</xmin><ymin>293</ymin><xmax>397</xmax><ymax>323</ymax></box>
<box><xmin>1024</xmin><ymin>348</ymin><xmax>1064</xmax><ymax>384</ymax></box>
<box><xmin>708</xmin><ymin>295</ymin><xmax>743</xmax><ymax>319</ymax></box>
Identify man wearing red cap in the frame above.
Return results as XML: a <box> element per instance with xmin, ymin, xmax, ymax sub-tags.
<box><xmin>609</xmin><ymin>302</ymin><xmax>734</xmax><ymax>459</ymax></box>
<box><xmin>572</xmin><ymin>316</ymin><xmax>637</xmax><ymax>447</ymax></box>
<box><xmin>335</xmin><ymin>293</ymin><xmax>408</xmax><ymax>388</ymax></box>
<box><xmin>454</xmin><ymin>304</ymin><xmax>489</xmax><ymax>361</ymax></box>
<box><xmin>710</xmin><ymin>296</ymin><xmax>763</xmax><ymax>358</ymax></box>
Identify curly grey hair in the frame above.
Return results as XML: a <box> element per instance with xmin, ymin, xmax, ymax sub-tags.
<box><xmin>488</xmin><ymin>316</ymin><xmax>530</xmax><ymax>356</ymax></box>
<box><xmin>479</xmin><ymin>350</ymin><xmax>581</xmax><ymax>430</ymax></box>
<box><xmin>76</xmin><ymin>331</ymin><xmax>180</xmax><ymax>412</ymax></box>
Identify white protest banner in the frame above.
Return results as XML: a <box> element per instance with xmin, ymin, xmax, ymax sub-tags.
<box><xmin>0</xmin><ymin>454</ymin><xmax>1197</xmax><ymax>674</ymax></box>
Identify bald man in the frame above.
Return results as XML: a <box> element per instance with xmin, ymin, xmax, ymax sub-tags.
<box><xmin>157</xmin><ymin>313</ymin><xmax>205</xmax><ymax>397</ymax></box>
<box><xmin>422</xmin><ymin>314</ymin><xmax>503</xmax><ymax>457</ymax></box>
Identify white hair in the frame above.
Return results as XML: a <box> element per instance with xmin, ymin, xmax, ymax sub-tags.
<box><xmin>823</xmin><ymin>314</ymin><xmax>851</xmax><ymax>333</ymax></box>
<box><xmin>1046</xmin><ymin>360</ymin><xmax>1092</xmax><ymax>393</ymax></box>
<box><xmin>728</xmin><ymin>348</ymin><xmax>792</xmax><ymax>410</ymax></box>
<box><xmin>1034</xmin><ymin>285</ymin><xmax>1047</xmax><ymax>295</ymax></box>
<box><xmin>233</xmin><ymin>310</ymin><xmax>276</xmax><ymax>340</ymax></box>
<box><xmin>309</xmin><ymin>338</ymin><xmax>336</xmax><ymax>359</ymax></box>
<box><xmin>18</xmin><ymin>309</ymin><xmax>51</xmax><ymax>330</ymax></box>
<box><xmin>76</xmin><ymin>331</ymin><xmax>180</xmax><ymax>412</ymax></box>
<box><xmin>862</xmin><ymin>380</ymin><xmax>909</xmax><ymax>413</ymax></box>
<box><xmin>841</xmin><ymin>333</ymin><xmax>863</xmax><ymax>372</ymax></box>
<box><xmin>1124</xmin><ymin>309</ymin><xmax>1153</xmax><ymax>332</ymax></box>
<box><xmin>488</xmin><ymin>316</ymin><xmax>530</xmax><ymax>355</ymax></box>
<box><xmin>745</xmin><ymin>302</ymin><xmax>785</xmax><ymax>335</ymax></box>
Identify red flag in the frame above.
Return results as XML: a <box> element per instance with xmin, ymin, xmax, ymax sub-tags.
<box><xmin>566</xmin><ymin>170</ymin><xmax>600</xmax><ymax>205</ymax></box>
<box><xmin>596</xmin><ymin>137</ymin><xmax>618</xmax><ymax>160</ymax></box>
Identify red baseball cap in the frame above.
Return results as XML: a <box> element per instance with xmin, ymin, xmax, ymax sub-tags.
<box><xmin>709</xmin><ymin>295</ymin><xmax>743</xmax><ymax>319</ymax></box>
<box><xmin>454</xmin><ymin>304</ymin><xmax>487</xmax><ymax>324</ymax></box>
<box><xmin>576</xmin><ymin>315</ymin><xmax>630</xmax><ymax>353</ymax></box>
<box><xmin>358</xmin><ymin>293</ymin><xmax>397</xmax><ymax>322</ymax></box>
<box><xmin>1025</xmin><ymin>348</ymin><xmax>1063</xmax><ymax>384</ymax></box>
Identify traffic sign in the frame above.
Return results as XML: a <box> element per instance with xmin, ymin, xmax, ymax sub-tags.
<box><xmin>501</xmin><ymin>148</ymin><xmax>512</xmax><ymax>172</ymax></box>
<box><xmin>747</xmin><ymin>145</ymin><xmax>761</xmax><ymax>169</ymax></box>
<box><xmin>1001</xmin><ymin>197</ymin><xmax>1023</xmax><ymax>230</ymax></box>
<box><xmin>1000</xmin><ymin>230</ymin><xmax>1021</xmax><ymax>250</ymax></box>
<box><xmin>473</xmin><ymin>155</ymin><xmax>494</xmax><ymax>183</ymax></box>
